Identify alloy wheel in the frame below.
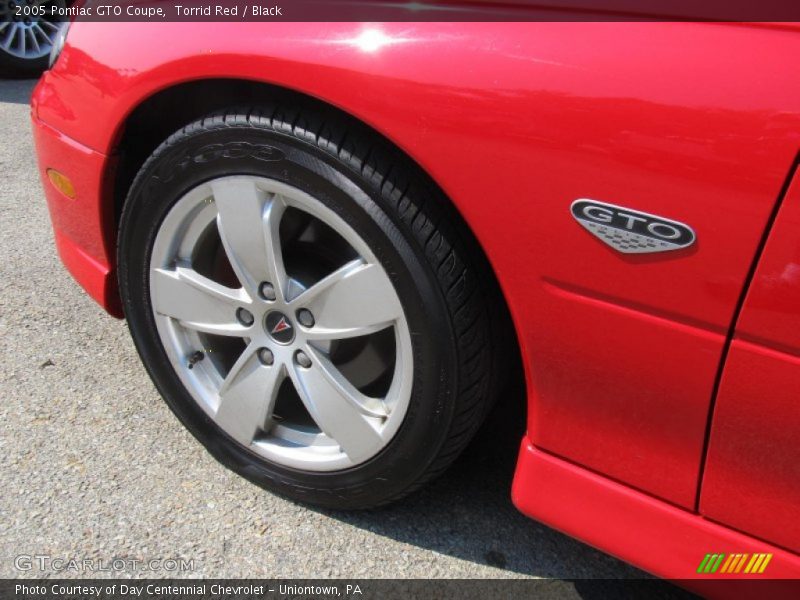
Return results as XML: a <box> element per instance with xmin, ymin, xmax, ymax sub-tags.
<box><xmin>0</xmin><ymin>1</ymin><xmax>61</xmax><ymax>60</ymax></box>
<box><xmin>149</xmin><ymin>176</ymin><xmax>414</xmax><ymax>472</ymax></box>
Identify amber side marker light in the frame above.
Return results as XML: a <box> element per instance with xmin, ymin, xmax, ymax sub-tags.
<box><xmin>47</xmin><ymin>169</ymin><xmax>76</xmax><ymax>199</ymax></box>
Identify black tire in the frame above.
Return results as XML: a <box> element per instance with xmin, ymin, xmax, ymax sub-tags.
<box><xmin>0</xmin><ymin>49</ymin><xmax>49</xmax><ymax>79</ymax></box>
<box><xmin>118</xmin><ymin>105</ymin><xmax>506</xmax><ymax>509</ymax></box>
<box><xmin>0</xmin><ymin>0</ymin><xmax>65</xmax><ymax>79</ymax></box>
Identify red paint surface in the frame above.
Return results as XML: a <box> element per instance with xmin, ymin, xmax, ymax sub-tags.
<box><xmin>32</xmin><ymin>21</ymin><xmax>800</xmax><ymax>576</ymax></box>
<box><xmin>735</xmin><ymin>173</ymin><xmax>800</xmax><ymax>356</ymax></box>
<box><xmin>513</xmin><ymin>440</ymin><xmax>800</xmax><ymax>584</ymax></box>
<box><xmin>700</xmin><ymin>172</ymin><xmax>800</xmax><ymax>555</ymax></box>
<box><xmin>31</xmin><ymin>117</ymin><xmax>121</xmax><ymax>316</ymax></box>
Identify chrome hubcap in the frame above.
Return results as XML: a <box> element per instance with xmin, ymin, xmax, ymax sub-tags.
<box><xmin>149</xmin><ymin>176</ymin><xmax>413</xmax><ymax>471</ymax></box>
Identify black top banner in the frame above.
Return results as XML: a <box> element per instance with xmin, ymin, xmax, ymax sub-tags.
<box><xmin>6</xmin><ymin>0</ymin><xmax>800</xmax><ymax>22</ymax></box>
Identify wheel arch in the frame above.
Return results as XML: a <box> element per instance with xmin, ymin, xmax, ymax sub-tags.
<box><xmin>106</xmin><ymin>76</ymin><xmax>524</xmax><ymax>398</ymax></box>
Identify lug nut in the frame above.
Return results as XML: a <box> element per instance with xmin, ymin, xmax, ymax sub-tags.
<box><xmin>296</xmin><ymin>308</ymin><xmax>315</xmax><ymax>328</ymax></box>
<box><xmin>258</xmin><ymin>347</ymin><xmax>274</xmax><ymax>366</ymax></box>
<box><xmin>236</xmin><ymin>307</ymin><xmax>255</xmax><ymax>327</ymax></box>
<box><xmin>259</xmin><ymin>282</ymin><xmax>276</xmax><ymax>301</ymax></box>
<box><xmin>295</xmin><ymin>350</ymin><xmax>312</xmax><ymax>368</ymax></box>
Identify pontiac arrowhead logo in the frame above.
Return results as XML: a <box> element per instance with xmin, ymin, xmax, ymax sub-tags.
<box><xmin>271</xmin><ymin>316</ymin><xmax>292</xmax><ymax>334</ymax></box>
<box><xmin>571</xmin><ymin>199</ymin><xmax>696</xmax><ymax>254</ymax></box>
<box><xmin>265</xmin><ymin>311</ymin><xmax>295</xmax><ymax>344</ymax></box>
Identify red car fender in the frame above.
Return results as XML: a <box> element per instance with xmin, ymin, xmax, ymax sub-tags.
<box><xmin>32</xmin><ymin>21</ymin><xmax>800</xmax><ymax>578</ymax></box>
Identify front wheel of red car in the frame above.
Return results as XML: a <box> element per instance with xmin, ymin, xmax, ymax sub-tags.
<box><xmin>118</xmin><ymin>107</ymin><xmax>504</xmax><ymax>508</ymax></box>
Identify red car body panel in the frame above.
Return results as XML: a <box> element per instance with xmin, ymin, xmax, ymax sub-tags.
<box><xmin>31</xmin><ymin>117</ymin><xmax>121</xmax><ymax>315</ymax></box>
<box><xmin>512</xmin><ymin>441</ymin><xmax>800</xmax><ymax>581</ymax></box>
<box><xmin>700</xmin><ymin>172</ymin><xmax>800</xmax><ymax>556</ymax></box>
<box><xmin>732</xmin><ymin>172</ymin><xmax>800</xmax><ymax>357</ymax></box>
<box><xmin>32</xmin><ymin>21</ymin><xmax>800</xmax><ymax>579</ymax></box>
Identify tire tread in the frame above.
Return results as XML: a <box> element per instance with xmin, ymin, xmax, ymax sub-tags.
<box><xmin>121</xmin><ymin>103</ymin><xmax>507</xmax><ymax>508</ymax></box>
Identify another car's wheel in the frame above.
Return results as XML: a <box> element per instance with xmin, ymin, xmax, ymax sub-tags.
<box><xmin>0</xmin><ymin>1</ymin><xmax>64</xmax><ymax>78</ymax></box>
<box><xmin>118</xmin><ymin>106</ymin><xmax>505</xmax><ymax>508</ymax></box>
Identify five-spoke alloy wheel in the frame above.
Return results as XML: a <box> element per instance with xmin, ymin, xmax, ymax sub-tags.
<box><xmin>150</xmin><ymin>176</ymin><xmax>414</xmax><ymax>471</ymax></box>
<box><xmin>118</xmin><ymin>106</ymin><xmax>503</xmax><ymax>508</ymax></box>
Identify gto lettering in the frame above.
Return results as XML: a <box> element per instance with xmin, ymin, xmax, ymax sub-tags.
<box><xmin>571</xmin><ymin>199</ymin><xmax>696</xmax><ymax>254</ymax></box>
<box><xmin>647</xmin><ymin>222</ymin><xmax>682</xmax><ymax>239</ymax></box>
<box><xmin>582</xmin><ymin>206</ymin><xmax>613</xmax><ymax>223</ymax></box>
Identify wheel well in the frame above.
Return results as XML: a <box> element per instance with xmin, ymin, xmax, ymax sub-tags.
<box><xmin>111</xmin><ymin>79</ymin><xmax>305</xmax><ymax>229</ymax></box>
<box><xmin>110</xmin><ymin>78</ymin><xmax>523</xmax><ymax>398</ymax></box>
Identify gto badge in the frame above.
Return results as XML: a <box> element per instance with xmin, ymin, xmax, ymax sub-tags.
<box><xmin>571</xmin><ymin>199</ymin><xmax>696</xmax><ymax>254</ymax></box>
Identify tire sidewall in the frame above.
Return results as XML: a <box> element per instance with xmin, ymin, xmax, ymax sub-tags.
<box><xmin>119</xmin><ymin>123</ymin><xmax>459</xmax><ymax>508</ymax></box>
<box><xmin>0</xmin><ymin>50</ymin><xmax>49</xmax><ymax>78</ymax></box>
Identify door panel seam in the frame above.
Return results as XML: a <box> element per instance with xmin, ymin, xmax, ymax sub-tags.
<box><xmin>693</xmin><ymin>152</ymin><xmax>800</xmax><ymax>511</ymax></box>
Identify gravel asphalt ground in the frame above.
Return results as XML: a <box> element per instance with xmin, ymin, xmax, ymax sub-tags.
<box><xmin>0</xmin><ymin>77</ymin><xmax>689</xmax><ymax>597</ymax></box>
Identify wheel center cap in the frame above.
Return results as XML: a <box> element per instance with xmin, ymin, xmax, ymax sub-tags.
<box><xmin>265</xmin><ymin>311</ymin><xmax>295</xmax><ymax>344</ymax></box>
